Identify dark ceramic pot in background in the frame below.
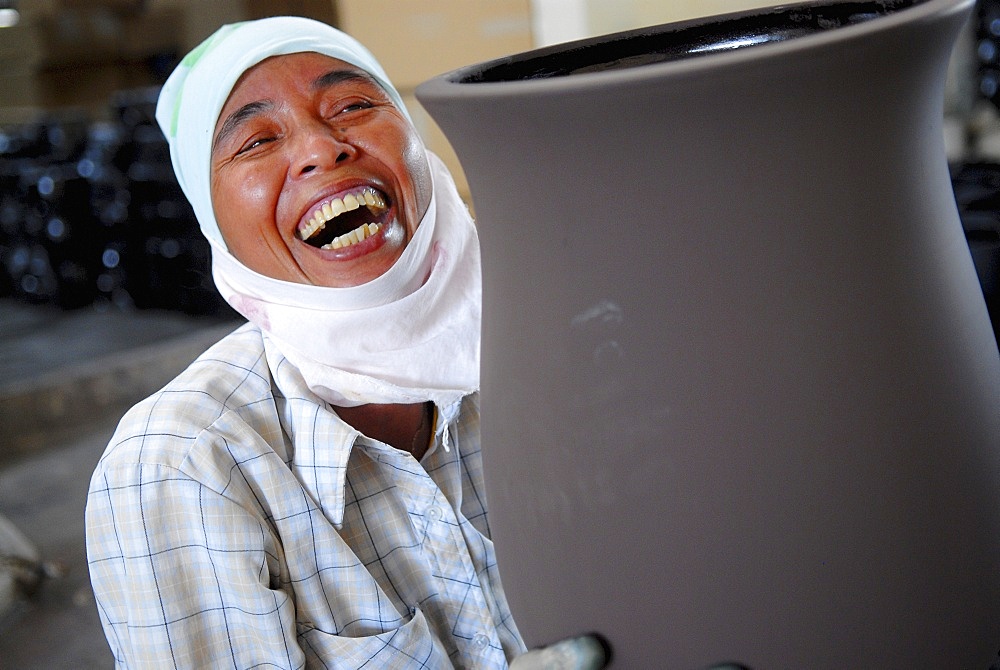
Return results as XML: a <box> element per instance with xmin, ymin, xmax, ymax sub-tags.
<box><xmin>417</xmin><ymin>1</ymin><xmax>1000</xmax><ymax>667</ymax></box>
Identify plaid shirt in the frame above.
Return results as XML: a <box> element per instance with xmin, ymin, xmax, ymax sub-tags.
<box><xmin>85</xmin><ymin>323</ymin><xmax>525</xmax><ymax>669</ymax></box>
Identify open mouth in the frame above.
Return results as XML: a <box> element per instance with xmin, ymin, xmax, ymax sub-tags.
<box><xmin>297</xmin><ymin>186</ymin><xmax>391</xmax><ymax>250</ymax></box>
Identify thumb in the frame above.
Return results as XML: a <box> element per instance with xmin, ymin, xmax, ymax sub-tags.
<box><xmin>509</xmin><ymin>633</ymin><xmax>611</xmax><ymax>670</ymax></box>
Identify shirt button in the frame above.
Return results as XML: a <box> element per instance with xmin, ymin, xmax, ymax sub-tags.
<box><xmin>427</xmin><ymin>505</ymin><xmax>443</xmax><ymax>521</ymax></box>
<box><xmin>472</xmin><ymin>633</ymin><xmax>490</xmax><ymax>649</ymax></box>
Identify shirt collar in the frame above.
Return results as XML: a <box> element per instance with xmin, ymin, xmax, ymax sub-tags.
<box><xmin>263</xmin><ymin>334</ymin><xmax>358</xmax><ymax>528</ymax></box>
<box><xmin>262</xmin><ymin>332</ymin><xmax>470</xmax><ymax>528</ymax></box>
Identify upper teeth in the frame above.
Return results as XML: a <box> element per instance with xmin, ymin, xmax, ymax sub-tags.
<box><xmin>298</xmin><ymin>187</ymin><xmax>387</xmax><ymax>242</ymax></box>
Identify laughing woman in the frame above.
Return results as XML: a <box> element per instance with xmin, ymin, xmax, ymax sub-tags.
<box><xmin>85</xmin><ymin>17</ymin><xmax>525</xmax><ymax>669</ymax></box>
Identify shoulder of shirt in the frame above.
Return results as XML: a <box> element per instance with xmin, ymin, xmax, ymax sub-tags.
<box><xmin>94</xmin><ymin>321</ymin><xmax>280</xmax><ymax>473</ymax></box>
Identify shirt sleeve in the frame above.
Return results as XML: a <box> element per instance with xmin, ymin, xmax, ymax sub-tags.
<box><xmin>85</xmin><ymin>461</ymin><xmax>305</xmax><ymax>669</ymax></box>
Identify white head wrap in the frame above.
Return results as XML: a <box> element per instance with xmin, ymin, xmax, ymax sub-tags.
<box><xmin>155</xmin><ymin>17</ymin><xmax>480</xmax><ymax>408</ymax></box>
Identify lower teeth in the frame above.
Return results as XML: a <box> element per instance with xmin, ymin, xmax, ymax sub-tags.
<box><xmin>321</xmin><ymin>222</ymin><xmax>380</xmax><ymax>250</ymax></box>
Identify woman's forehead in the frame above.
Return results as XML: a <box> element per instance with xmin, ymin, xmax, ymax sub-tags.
<box><xmin>227</xmin><ymin>52</ymin><xmax>367</xmax><ymax>98</ymax></box>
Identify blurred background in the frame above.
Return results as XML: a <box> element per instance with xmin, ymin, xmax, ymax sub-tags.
<box><xmin>0</xmin><ymin>0</ymin><xmax>998</xmax><ymax>667</ymax></box>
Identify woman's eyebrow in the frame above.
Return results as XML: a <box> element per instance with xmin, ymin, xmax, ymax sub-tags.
<box><xmin>313</xmin><ymin>68</ymin><xmax>384</xmax><ymax>93</ymax></box>
<box><xmin>213</xmin><ymin>99</ymin><xmax>273</xmax><ymax>152</ymax></box>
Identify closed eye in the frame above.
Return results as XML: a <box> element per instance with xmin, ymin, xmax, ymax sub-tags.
<box><xmin>237</xmin><ymin>136</ymin><xmax>276</xmax><ymax>155</ymax></box>
<box><xmin>337</xmin><ymin>100</ymin><xmax>374</xmax><ymax>115</ymax></box>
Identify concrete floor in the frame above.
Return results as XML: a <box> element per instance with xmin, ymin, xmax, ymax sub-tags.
<box><xmin>0</xmin><ymin>417</ymin><xmax>120</xmax><ymax>669</ymax></box>
<box><xmin>0</xmin><ymin>300</ymin><xmax>239</xmax><ymax>669</ymax></box>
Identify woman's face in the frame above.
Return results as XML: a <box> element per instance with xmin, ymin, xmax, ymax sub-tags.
<box><xmin>210</xmin><ymin>52</ymin><xmax>432</xmax><ymax>288</ymax></box>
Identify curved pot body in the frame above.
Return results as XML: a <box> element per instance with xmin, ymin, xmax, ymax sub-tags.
<box><xmin>417</xmin><ymin>1</ymin><xmax>1000</xmax><ymax>667</ymax></box>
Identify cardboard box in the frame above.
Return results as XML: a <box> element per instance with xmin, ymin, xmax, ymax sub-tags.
<box><xmin>35</xmin><ymin>61</ymin><xmax>159</xmax><ymax>114</ymax></box>
<box><xmin>118</xmin><ymin>5</ymin><xmax>185</xmax><ymax>59</ymax></box>
<box><xmin>0</xmin><ymin>73</ymin><xmax>44</xmax><ymax>111</ymax></box>
<box><xmin>0</xmin><ymin>63</ymin><xmax>160</xmax><ymax>120</ymax></box>
<box><xmin>35</xmin><ymin>8</ymin><xmax>124</xmax><ymax>68</ymax></box>
<box><xmin>11</xmin><ymin>0</ymin><xmax>59</xmax><ymax>22</ymax></box>
<box><xmin>337</xmin><ymin>0</ymin><xmax>533</xmax><ymax>90</ymax></box>
<box><xmin>0</xmin><ymin>22</ymin><xmax>45</xmax><ymax>76</ymax></box>
<box><xmin>59</xmin><ymin>0</ymin><xmax>145</xmax><ymax>12</ymax></box>
<box><xmin>244</xmin><ymin>0</ymin><xmax>336</xmax><ymax>23</ymax></box>
<box><xmin>172</xmin><ymin>2</ymin><xmax>249</xmax><ymax>52</ymax></box>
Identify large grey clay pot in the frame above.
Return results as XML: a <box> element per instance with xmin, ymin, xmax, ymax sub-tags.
<box><xmin>416</xmin><ymin>1</ymin><xmax>1000</xmax><ymax>667</ymax></box>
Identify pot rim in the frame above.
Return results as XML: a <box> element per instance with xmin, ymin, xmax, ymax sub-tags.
<box><xmin>415</xmin><ymin>0</ymin><xmax>973</xmax><ymax>99</ymax></box>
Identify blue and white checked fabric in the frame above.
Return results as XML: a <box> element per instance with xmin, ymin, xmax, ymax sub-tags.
<box><xmin>85</xmin><ymin>323</ymin><xmax>525</xmax><ymax>669</ymax></box>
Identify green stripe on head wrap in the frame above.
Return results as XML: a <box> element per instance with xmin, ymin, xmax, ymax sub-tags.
<box><xmin>168</xmin><ymin>22</ymin><xmax>248</xmax><ymax>140</ymax></box>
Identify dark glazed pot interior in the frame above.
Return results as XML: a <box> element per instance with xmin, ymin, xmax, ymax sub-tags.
<box><xmin>456</xmin><ymin>0</ymin><xmax>923</xmax><ymax>81</ymax></box>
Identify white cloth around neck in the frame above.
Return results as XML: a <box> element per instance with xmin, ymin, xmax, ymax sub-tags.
<box><xmin>213</xmin><ymin>153</ymin><xmax>482</xmax><ymax>407</ymax></box>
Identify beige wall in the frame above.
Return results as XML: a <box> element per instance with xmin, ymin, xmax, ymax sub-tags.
<box><xmin>585</xmin><ymin>0</ymin><xmax>782</xmax><ymax>35</ymax></box>
<box><xmin>339</xmin><ymin>0</ymin><xmax>535</xmax><ymax>201</ymax></box>
<box><xmin>531</xmin><ymin>0</ymin><xmax>783</xmax><ymax>48</ymax></box>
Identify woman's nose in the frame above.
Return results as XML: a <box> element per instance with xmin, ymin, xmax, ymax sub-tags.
<box><xmin>290</xmin><ymin>121</ymin><xmax>356</xmax><ymax>176</ymax></box>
